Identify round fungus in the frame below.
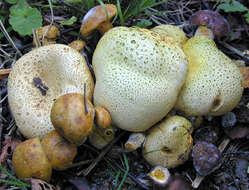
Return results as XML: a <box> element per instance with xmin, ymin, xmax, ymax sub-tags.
<box><xmin>143</xmin><ymin>116</ymin><xmax>193</xmax><ymax>168</ymax></box>
<box><xmin>51</xmin><ymin>93</ymin><xmax>95</xmax><ymax>145</ymax></box>
<box><xmin>151</xmin><ymin>24</ymin><xmax>188</xmax><ymax>47</ymax></box>
<box><xmin>175</xmin><ymin>36</ymin><xmax>243</xmax><ymax>116</ymax></box>
<box><xmin>192</xmin><ymin>141</ymin><xmax>222</xmax><ymax>176</ymax></box>
<box><xmin>12</xmin><ymin>138</ymin><xmax>52</xmax><ymax>182</ymax></box>
<box><xmin>93</xmin><ymin>26</ymin><xmax>188</xmax><ymax>132</ymax></box>
<box><xmin>80</xmin><ymin>4</ymin><xmax>117</xmax><ymax>37</ymax></box>
<box><xmin>8</xmin><ymin>44</ymin><xmax>94</xmax><ymax>139</ymax></box>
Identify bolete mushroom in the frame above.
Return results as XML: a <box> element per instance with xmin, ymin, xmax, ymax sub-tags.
<box><xmin>151</xmin><ymin>25</ymin><xmax>188</xmax><ymax>47</ymax></box>
<box><xmin>143</xmin><ymin>116</ymin><xmax>193</xmax><ymax>168</ymax></box>
<box><xmin>93</xmin><ymin>26</ymin><xmax>188</xmax><ymax>132</ymax></box>
<box><xmin>12</xmin><ymin>138</ymin><xmax>52</xmax><ymax>182</ymax></box>
<box><xmin>41</xmin><ymin>130</ymin><xmax>77</xmax><ymax>170</ymax></box>
<box><xmin>33</xmin><ymin>25</ymin><xmax>60</xmax><ymax>47</ymax></box>
<box><xmin>80</xmin><ymin>4</ymin><xmax>117</xmax><ymax>37</ymax></box>
<box><xmin>50</xmin><ymin>93</ymin><xmax>95</xmax><ymax>145</ymax></box>
<box><xmin>189</xmin><ymin>10</ymin><xmax>230</xmax><ymax>39</ymax></box>
<box><xmin>175</xmin><ymin>35</ymin><xmax>243</xmax><ymax>116</ymax></box>
<box><xmin>8</xmin><ymin>44</ymin><xmax>94</xmax><ymax>139</ymax></box>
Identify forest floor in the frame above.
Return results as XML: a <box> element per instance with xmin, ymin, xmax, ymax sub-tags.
<box><xmin>1</xmin><ymin>0</ymin><xmax>249</xmax><ymax>190</ymax></box>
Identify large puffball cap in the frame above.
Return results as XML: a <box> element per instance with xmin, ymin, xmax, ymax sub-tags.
<box><xmin>8</xmin><ymin>44</ymin><xmax>94</xmax><ymax>138</ymax></box>
<box><xmin>175</xmin><ymin>36</ymin><xmax>243</xmax><ymax>116</ymax></box>
<box><xmin>93</xmin><ymin>26</ymin><xmax>188</xmax><ymax>132</ymax></box>
<box><xmin>143</xmin><ymin>115</ymin><xmax>193</xmax><ymax>168</ymax></box>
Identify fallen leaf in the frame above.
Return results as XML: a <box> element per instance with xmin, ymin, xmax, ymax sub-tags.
<box><xmin>239</xmin><ymin>67</ymin><xmax>249</xmax><ymax>88</ymax></box>
<box><xmin>31</xmin><ymin>178</ymin><xmax>56</xmax><ymax>190</ymax></box>
<box><xmin>0</xmin><ymin>138</ymin><xmax>21</xmax><ymax>164</ymax></box>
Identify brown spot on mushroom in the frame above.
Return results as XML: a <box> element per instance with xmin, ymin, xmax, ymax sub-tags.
<box><xmin>210</xmin><ymin>93</ymin><xmax>223</xmax><ymax>112</ymax></box>
<box><xmin>33</xmin><ymin>77</ymin><xmax>49</xmax><ymax>96</ymax></box>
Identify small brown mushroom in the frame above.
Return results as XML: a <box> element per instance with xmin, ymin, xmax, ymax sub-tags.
<box><xmin>69</xmin><ymin>40</ymin><xmax>86</xmax><ymax>52</ymax></box>
<box><xmin>33</xmin><ymin>25</ymin><xmax>60</xmax><ymax>47</ymax></box>
<box><xmin>50</xmin><ymin>93</ymin><xmax>95</xmax><ymax>145</ymax></box>
<box><xmin>12</xmin><ymin>138</ymin><xmax>52</xmax><ymax>182</ymax></box>
<box><xmin>41</xmin><ymin>130</ymin><xmax>77</xmax><ymax>170</ymax></box>
<box><xmin>189</xmin><ymin>10</ymin><xmax>230</xmax><ymax>39</ymax></box>
<box><xmin>94</xmin><ymin>106</ymin><xmax>112</xmax><ymax>128</ymax></box>
<box><xmin>80</xmin><ymin>4</ymin><xmax>117</xmax><ymax>37</ymax></box>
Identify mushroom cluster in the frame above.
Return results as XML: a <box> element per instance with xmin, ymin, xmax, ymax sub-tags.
<box><xmin>7</xmin><ymin>4</ymin><xmax>245</xmax><ymax>185</ymax></box>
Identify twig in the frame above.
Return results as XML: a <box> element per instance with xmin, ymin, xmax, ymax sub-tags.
<box><xmin>81</xmin><ymin>144</ymin><xmax>150</xmax><ymax>189</ymax></box>
<box><xmin>0</xmin><ymin>69</ymin><xmax>11</xmax><ymax>79</ymax></box>
<box><xmin>67</xmin><ymin>159</ymin><xmax>92</xmax><ymax>169</ymax></box>
<box><xmin>56</xmin><ymin>0</ymin><xmax>86</xmax><ymax>15</ymax></box>
<box><xmin>221</xmin><ymin>42</ymin><xmax>249</xmax><ymax>62</ymax></box>
<box><xmin>81</xmin><ymin>132</ymin><xmax>126</xmax><ymax>176</ymax></box>
<box><xmin>0</xmin><ymin>20</ymin><xmax>22</xmax><ymax>57</ymax></box>
<box><xmin>192</xmin><ymin>137</ymin><xmax>230</xmax><ymax>188</ymax></box>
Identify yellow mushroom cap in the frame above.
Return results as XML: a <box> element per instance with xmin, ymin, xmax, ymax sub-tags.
<box><xmin>8</xmin><ymin>44</ymin><xmax>94</xmax><ymax>138</ymax></box>
<box><xmin>151</xmin><ymin>24</ymin><xmax>188</xmax><ymax>47</ymax></box>
<box><xmin>175</xmin><ymin>36</ymin><xmax>243</xmax><ymax>116</ymax></box>
<box><xmin>93</xmin><ymin>26</ymin><xmax>188</xmax><ymax>132</ymax></box>
<box><xmin>143</xmin><ymin>116</ymin><xmax>193</xmax><ymax>168</ymax></box>
<box><xmin>80</xmin><ymin>4</ymin><xmax>117</xmax><ymax>37</ymax></box>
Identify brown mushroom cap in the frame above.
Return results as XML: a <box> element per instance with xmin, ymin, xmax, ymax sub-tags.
<box><xmin>8</xmin><ymin>44</ymin><xmax>94</xmax><ymax>139</ymax></box>
<box><xmin>80</xmin><ymin>4</ymin><xmax>117</xmax><ymax>37</ymax></box>
<box><xmin>189</xmin><ymin>10</ymin><xmax>230</xmax><ymax>38</ymax></box>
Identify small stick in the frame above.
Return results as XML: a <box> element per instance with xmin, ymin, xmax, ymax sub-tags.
<box><xmin>192</xmin><ymin>137</ymin><xmax>230</xmax><ymax>188</ymax></box>
<box><xmin>81</xmin><ymin>132</ymin><xmax>126</xmax><ymax>176</ymax></box>
<box><xmin>56</xmin><ymin>0</ymin><xmax>86</xmax><ymax>15</ymax></box>
<box><xmin>221</xmin><ymin>42</ymin><xmax>249</xmax><ymax>62</ymax></box>
<box><xmin>0</xmin><ymin>69</ymin><xmax>11</xmax><ymax>79</ymax></box>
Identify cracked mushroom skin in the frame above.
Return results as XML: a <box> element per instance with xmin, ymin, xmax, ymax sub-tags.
<box><xmin>143</xmin><ymin>116</ymin><xmax>193</xmax><ymax>168</ymax></box>
<box><xmin>8</xmin><ymin>44</ymin><xmax>94</xmax><ymax>139</ymax></box>
<box><xmin>175</xmin><ymin>36</ymin><xmax>243</xmax><ymax>116</ymax></box>
<box><xmin>93</xmin><ymin>27</ymin><xmax>188</xmax><ymax>132</ymax></box>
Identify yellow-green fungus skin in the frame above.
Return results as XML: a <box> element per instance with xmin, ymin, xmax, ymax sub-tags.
<box><xmin>143</xmin><ymin>116</ymin><xmax>193</xmax><ymax>168</ymax></box>
<box><xmin>93</xmin><ymin>27</ymin><xmax>188</xmax><ymax>132</ymax></box>
<box><xmin>175</xmin><ymin>36</ymin><xmax>243</xmax><ymax>116</ymax></box>
<box><xmin>151</xmin><ymin>24</ymin><xmax>188</xmax><ymax>47</ymax></box>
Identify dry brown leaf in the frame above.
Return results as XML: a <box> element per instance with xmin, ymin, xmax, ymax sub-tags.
<box><xmin>0</xmin><ymin>138</ymin><xmax>21</xmax><ymax>164</ymax></box>
<box><xmin>239</xmin><ymin>67</ymin><xmax>249</xmax><ymax>88</ymax></box>
<box><xmin>31</xmin><ymin>178</ymin><xmax>56</xmax><ymax>190</ymax></box>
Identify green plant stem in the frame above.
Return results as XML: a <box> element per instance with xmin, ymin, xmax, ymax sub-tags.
<box><xmin>117</xmin><ymin>145</ymin><xmax>129</xmax><ymax>190</ymax></box>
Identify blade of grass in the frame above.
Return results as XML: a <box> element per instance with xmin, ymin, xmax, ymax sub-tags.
<box><xmin>117</xmin><ymin>145</ymin><xmax>129</xmax><ymax>190</ymax></box>
<box><xmin>116</xmin><ymin>0</ymin><xmax>124</xmax><ymax>25</ymax></box>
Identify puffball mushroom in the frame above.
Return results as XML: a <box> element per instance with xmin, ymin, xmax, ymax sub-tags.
<box><xmin>143</xmin><ymin>116</ymin><xmax>193</xmax><ymax>168</ymax></box>
<box><xmin>41</xmin><ymin>130</ymin><xmax>77</xmax><ymax>170</ymax></box>
<box><xmin>12</xmin><ymin>138</ymin><xmax>52</xmax><ymax>182</ymax></box>
<box><xmin>80</xmin><ymin>4</ymin><xmax>117</xmax><ymax>37</ymax></box>
<box><xmin>151</xmin><ymin>25</ymin><xmax>187</xmax><ymax>47</ymax></box>
<box><xmin>93</xmin><ymin>26</ymin><xmax>188</xmax><ymax>132</ymax></box>
<box><xmin>175</xmin><ymin>36</ymin><xmax>243</xmax><ymax>116</ymax></box>
<box><xmin>8</xmin><ymin>44</ymin><xmax>94</xmax><ymax>139</ymax></box>
<box><xmin>50</xmin><ymin>93</ymin><xmax>95</xmax><ymax>145</ymax></box>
